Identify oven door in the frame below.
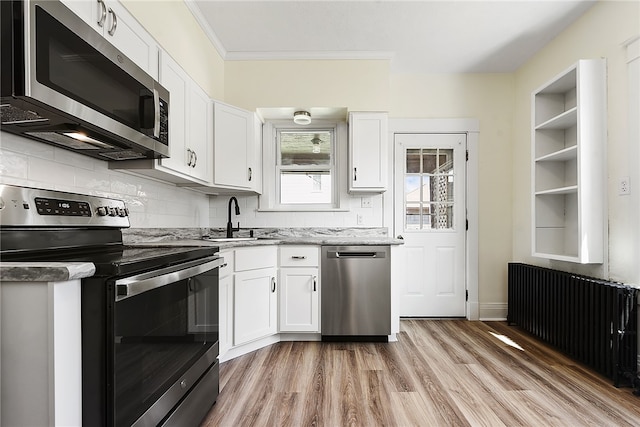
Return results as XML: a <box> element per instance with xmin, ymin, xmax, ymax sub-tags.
<box><xmin>111</xmin><ymin>256</ymin><xmax>223</xmax><ymax>427</ymax></box>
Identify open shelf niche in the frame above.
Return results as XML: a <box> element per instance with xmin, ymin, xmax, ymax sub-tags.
<box><xmin>531</xmin><ymin>59</ymin><xmax>606</xmax><ymax>263</ymax></box>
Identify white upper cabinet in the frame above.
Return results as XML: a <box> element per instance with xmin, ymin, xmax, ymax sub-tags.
<box><xmin>213</xmin><ymin>102</ymin><xmax>257</xmax><ymax>191</ymax></box>
<box><xmin>348</xmin><ymin>112</ymin><xmax>388</xmax><ymax>193</ymax></box>
<box><xmin>158</xmin><ymin>51</ymin><xmax>212</xmax><ymax>183</ymax></box>
<box><xmin>60</xmin><ymin>0</ymin><xmax>158</xmax><ymax>78</ymax></box>
<box><xmin>110</xmin><ymin>50</ymin><xmax>213</xmax><ymax>185</ymax></box>
<box><xmin>531</xmin><ymin>59</ymin><xmax>606</xmax><ymax>263</ymax></box>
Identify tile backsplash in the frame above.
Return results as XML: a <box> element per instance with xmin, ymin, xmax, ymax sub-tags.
<box><xmin>0</xmin><ymin>133</ymin><xmax>210</xmax><ymax>228</ymax></box>
<box><xmin>1</xmin><ymin>133</ymin><xmax>385</xmax><ymax>229</ymax></box>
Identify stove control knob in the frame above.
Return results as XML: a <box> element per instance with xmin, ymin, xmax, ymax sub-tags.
<box><xmin>108</xmin><ymin>207</ymin><xmax>117</xmax><ymax>217</ymax></box>
<box><xmin>97</xmin><ymin>206</ymin><xmax>108</xmax><ymax>216</ymax></box>
<box><xmin>118</xmin><ymin>207</ymin><xmax>126</xmax><ymax>217</ymax></box>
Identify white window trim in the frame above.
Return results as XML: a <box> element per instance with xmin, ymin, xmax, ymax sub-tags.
<box><xmin>258</xmin><ymin>119</ymin><xmax>349</xmax><ymax>212</ymax></box>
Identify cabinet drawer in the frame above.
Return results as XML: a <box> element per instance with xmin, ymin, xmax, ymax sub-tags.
<box><xmin>279</xmin><ymin>246</ymin><xmax>319</xmax><ymax>267</ymax></box>
<box><xmin>235</xmin><ymin>246</ymin><xmax>277</xmax><ymax>272</ymax></box>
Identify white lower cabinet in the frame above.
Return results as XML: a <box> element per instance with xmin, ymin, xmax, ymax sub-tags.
<box><xmin>278</xmin><ymin>246</ymin><xmax>320</xmax><ymax>333</ymax></box>
<box><xmin>1</xmin><ymin>280</ymin><xmax>82</xmax><ymax>427</ymax></box>
<box><xmin>234</xmin><ymin>267</ymin><xmax>278</xmax><ymax>345</ymax></box>
<box><xmin>226</xmin><ymin>246</ymin><xmax>278</xmax><ymax>347</ymax></box>
<box><xmin>218</xmin><ymin>249</ymin><xmax>234</xmax><ymax>357</ymax></box>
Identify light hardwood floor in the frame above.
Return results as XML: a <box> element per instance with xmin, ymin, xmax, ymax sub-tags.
<box><xmin>201</xmin><ymin>319</ymin><xmax>640</xmax><ymax>426</ymax></box>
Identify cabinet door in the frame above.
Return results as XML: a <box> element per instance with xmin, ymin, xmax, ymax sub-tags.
<box><xmin>349</xmin><ymin>112</ymin><xmax>388</xmax><ymax>192</ymax></box>
<box><xmin>103</xmin><ymin>1</ymin><xmax>159</xmax><ymax>78</ymax></box>
<box><xmin>60</xmin><ymin>0</ymin><xmax>158</xmax><ymax>78</ymax></box>
<box><xmin>158</xmin><ymin>52</ymin><xmax>188</xmax><ymax>174</ymax></box>
<box><xmin>213</xmin><ymin>102</ymin><xmax>252</xmax><ymax>189</ymax></box>
<box><xmin>218</xmin><ymin>273</ymin><xmax>233</xmax><ymax>357</ymax></box>
<box><xmin>279</xmin><ymin>268</ymin><xmax>319</xmax><ymax>332</ymax></box>
<box><xmin>234</xmin><ymin>267</ymin><xmax>277</xmax><ymax>345</ymax></box>
<box><xmin>187</xmin><ymin>86</ymin><xmax>213</xmax><ymax>183</ymax></box>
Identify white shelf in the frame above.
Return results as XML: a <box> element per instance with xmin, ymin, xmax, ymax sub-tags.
<box><xmin>531</xmin><ymin>59</ymin><xmax>606</xmax><ymax>264</ymax></box>
<box><xmin>535</xmin><ymin>185</ymin><xmax>578</xmax><ymax>196</ymax></box>
<box><xmin>535</xmin><ymin>145</ymin><xmax>577</xmax><ymax>162</ymax></box>
<box><xmin>535</xmin><ymin>107</ymin><xmax>578</xmax><ymax>130</ymax></box>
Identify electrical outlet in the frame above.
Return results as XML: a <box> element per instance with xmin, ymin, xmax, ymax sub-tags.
<box><xmin>361</xmin><ymin>197</ymin><xmax>372</xmax><ymax>208</ymax></box>
<box><xmin>357</xmin><ymin>214</ymin><xmax>363</xmax><ymax>225</ymax></box>
<box><xmin>619</xmin><ymin>177</ymin><xmax>630</xmax><ymax>195</ymax></box>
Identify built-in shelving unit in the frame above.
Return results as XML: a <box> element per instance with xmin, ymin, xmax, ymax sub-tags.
<box><xmin>531</xmin><ymin>59</ymin><xmax>606</xmax><ymax>263</ymax></box>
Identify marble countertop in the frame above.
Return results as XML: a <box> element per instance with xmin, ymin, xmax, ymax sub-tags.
<box><xmin>130</xmin><ymin>236</ymin><xmax>404</xmax><ymax>249</ymax></box>
<box><xmin>0</xmin><ymin>262</ymin><xmax>96</xmax><ymax>282</ymax></box>
<box><xmin>0</xmin><ymin>228</ymin><xmax>402</xmax><ymax>282</ymax></box>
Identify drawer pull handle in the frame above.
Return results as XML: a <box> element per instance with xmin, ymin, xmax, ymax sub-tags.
<box><xmin>291</xmin><ymin>255</ymin><xmax>307</xmax><ymax>260</ymax></box>
<box><xmin>271</xmin><ymin>277</ymin><xmax>276</xmax><ymax>292</ymax></box>
<box><xmin>313</xmin><ymin>276</ymin><xmax>317</xmax><ymax>292</ymax></box>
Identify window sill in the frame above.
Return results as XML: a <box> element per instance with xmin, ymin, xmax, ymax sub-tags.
<box><xmin>257</xmin><ymin>207</ymin><xmax>350</xmax><ymax>213</ymax></box>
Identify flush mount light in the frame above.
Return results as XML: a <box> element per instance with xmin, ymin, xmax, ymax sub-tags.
<box><xmin>293</xmin><ymin>110</ymin><xmax>311</xmax><ymax>125</ymax></box>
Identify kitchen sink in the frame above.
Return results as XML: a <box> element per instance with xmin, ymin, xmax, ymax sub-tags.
<box><xmin>202</xmin><ymin>237</ymin><xmax>258</xmax><ymax>242</ymax></box>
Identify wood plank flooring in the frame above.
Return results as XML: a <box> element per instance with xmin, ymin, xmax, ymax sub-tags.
<box><xmin>201</xmin><ymin>319</ymin><xmax>640</xmax><ymax>426</ymax></box>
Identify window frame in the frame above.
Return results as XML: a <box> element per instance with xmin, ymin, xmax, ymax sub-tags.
<box><xmin>259</xmin><ymin>120</ymin><xmax>348</xmax><ymax>212</ymax></box>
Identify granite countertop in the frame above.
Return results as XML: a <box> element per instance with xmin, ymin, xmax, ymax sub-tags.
<box><xmin>0</xmin><ymin>228</ymin><xmax>402</xmax><ymax>282</ymax></box>
<box><xmin>130</xmin><ymin>236</ymin><xmax>404</xmax><ymax>249</ymax></box>
<box><xmin>0</xmin><ymin>262</ymin><xmax>96</xmax><ymax>282</ymax></box>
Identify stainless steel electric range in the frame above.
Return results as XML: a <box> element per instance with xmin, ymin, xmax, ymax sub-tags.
<box><xmin>0</xmin><ymin>184</ymin><xmax>222</xmax><ymax>426</ymax></box>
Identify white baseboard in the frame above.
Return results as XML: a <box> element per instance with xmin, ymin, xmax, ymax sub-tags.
<box><xmin>479</xmin><ymin>303</ymin><xmax>508</xmax><ymax>321</ymax></box>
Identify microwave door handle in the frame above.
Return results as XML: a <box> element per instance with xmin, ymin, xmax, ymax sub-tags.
<box><xmin>114</xmin><ymin>256</ymin><xmax>224</xmax><ymax>301</ymax></box>
<box><xmin>153</xmin><ymin>88</ymin><xmax>160</xmax><ymax>138</ymax></box>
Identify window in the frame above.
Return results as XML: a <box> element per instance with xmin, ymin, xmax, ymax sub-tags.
<box><xmin>260</xmin><ymin>120</ymin><xmax>346</xmax><ymax>211</ymax></box>
<box><xmin>277</xmin><ymin>129</ymin><xmax>335</xmax><ymax>206</ymax></box>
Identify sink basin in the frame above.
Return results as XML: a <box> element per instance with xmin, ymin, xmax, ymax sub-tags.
<box><xmin>202</xmin><ymin>237</ymin><xmax>258</xmax><ymax>242</ymax></box>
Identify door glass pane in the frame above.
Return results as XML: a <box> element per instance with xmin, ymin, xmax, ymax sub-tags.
<box><xmin>426</xmin><ymin>203</ymin><xmax>454</xmax><ymax>229</ymax></box>
<box><xmin>404</xmin><ymin>146</ymin><xmax>455</xmax><ymax>231</ymax></box>
<box><xmin>405</xmin><ymin>176</ymin><xmax>421</xmax><ymax>198</ymax></box>
<box><xmin>406</xmin><ymin>203</ymin><xmax>421</xmax><ymax>230</ymax></box>
<box><xmin>279</xmin><ymin>131</ymin><xmax>331</xmax><ymax>166</ymax></box>
<box><xmin>438</xmin><ymin>149</ymin><xmax>454</xmax><ymax>173</ymax></box>
<box><xmin>406</xmin><ymin>149</ymin><xmax>421</xmax><ymax>173</ymax></box>
<box><xmin>423</xmin><ymin>149</ymin><xmax>437</xmax><ymax>174</ymax></box>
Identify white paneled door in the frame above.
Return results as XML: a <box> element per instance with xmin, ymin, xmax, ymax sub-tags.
<box><xmin>395</xmin><ymin>134</ymin><xmax>467</xmax><ymax>317</ymax></box>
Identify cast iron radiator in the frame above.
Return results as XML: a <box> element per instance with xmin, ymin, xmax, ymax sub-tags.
<box><xmin>507</xmin><ymin>263</ymin><xmax>638</xmax><ymax>387</ymax></box>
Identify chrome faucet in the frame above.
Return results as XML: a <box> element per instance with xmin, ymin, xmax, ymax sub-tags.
<box><xmin>226</xmin><ymin>196</ymin><xmax>240</xmax><ymax>238</ymax></box>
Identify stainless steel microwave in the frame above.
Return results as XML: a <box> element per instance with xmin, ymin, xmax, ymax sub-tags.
<box><xmin>0</xmin><ymin>0</ymin><xmax>169</xmax><ymax>160</ymax></box>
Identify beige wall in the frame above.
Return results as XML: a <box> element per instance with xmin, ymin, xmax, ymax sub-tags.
<box><xmin>121</xmin><ymin>0</ymin><xmax>225</xmax><ymax>99</ymax></box>
<box><xmin>224</xmin><ymin>59</ymin><xmax>390</xmax><ymax>111</ymax></box>
<box><xmin>512</xmin><ymin>0</ymin><xmax>640</xmax><ymax>283</ymax></box>
<box><xmin>390</xmin><ymin>73</ymin><xmax>515</xmax><ymax>307</ymax></box>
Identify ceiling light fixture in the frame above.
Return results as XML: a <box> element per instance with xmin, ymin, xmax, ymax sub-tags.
<box><xmin>293</xmin><ymin>110</ymin><xmax>311</xmax><ymax>125</ymax></box>
<box><xmin>311</xmin><ymin>135</ymin><xmax>321</xmax><ymax>154</ymax></box>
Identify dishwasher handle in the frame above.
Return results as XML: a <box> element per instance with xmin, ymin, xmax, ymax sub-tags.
<box><xmin>326</xmin><ymin>251</ymin><xmax>386</xmax><ymax>259</ymax></box>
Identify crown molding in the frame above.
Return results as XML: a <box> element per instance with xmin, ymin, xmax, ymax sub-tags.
<box><xmin>224</xmin><ymin>50</ymin><xmax>394</xmax><ymax>62</ymax></box>
<box><xmin>184</xmin><ymin>0</ymin><xmax>227</xmax><ymax>59</ymax></box>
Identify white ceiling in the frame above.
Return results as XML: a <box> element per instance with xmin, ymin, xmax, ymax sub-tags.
<box><xmin>187</xmin><ymin>0</ymin><xmax>596</xmax><ymax>74</ymax></box>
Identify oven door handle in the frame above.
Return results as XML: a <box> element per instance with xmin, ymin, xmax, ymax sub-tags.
<box><xmin>114</xmin><ymin>256</ymin><xmax>224</xmax><ymax>301</ymax></box>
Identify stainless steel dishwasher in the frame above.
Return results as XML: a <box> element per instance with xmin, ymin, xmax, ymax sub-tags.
<box><xmin>321</xmin><ymin>245</ymin><xmax>391</xmax><ymax>341</ymax></box>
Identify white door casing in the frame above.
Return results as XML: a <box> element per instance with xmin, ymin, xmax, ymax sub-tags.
<box><xmin>394</xmin><ymin>133</ymin><xmax>467</xmax><ymax>317</ymax></box>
